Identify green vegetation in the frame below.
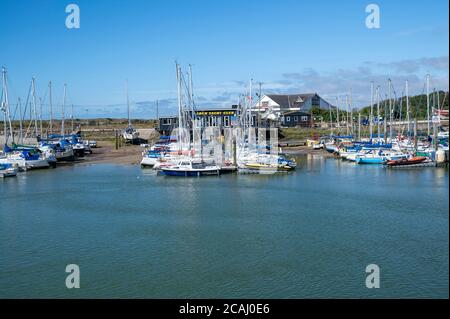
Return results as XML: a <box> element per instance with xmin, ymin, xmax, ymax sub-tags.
<box><xmin>358</xmin><ymin>91</ymin><xmax>449</xmax><ymax>120</ymax></box>
<box><xmin>310</xmin><ymin>91</ymin><xmax>449</xmax><ymax>123</ymax></box>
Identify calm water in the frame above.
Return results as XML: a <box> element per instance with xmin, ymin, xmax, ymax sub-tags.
<box><xmin>0</xmin><ymin>155</ymin><xmax>448</xmax><ymax>298</ymax></box>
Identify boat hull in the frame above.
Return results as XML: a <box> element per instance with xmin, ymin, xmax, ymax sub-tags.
<box><xmin>386</xmin><ymin>156</ymin><xmax>428</xmax><ymax>166</ymax></box>
<box><xmin>159</xmin><ymin>169</ymin><xmax>220</xmax><ymax>177</ymax></box>
<box><xmin>356</xmin><ymin>157</ymin><xmax>386</xmax><ymax>164</ymax></box>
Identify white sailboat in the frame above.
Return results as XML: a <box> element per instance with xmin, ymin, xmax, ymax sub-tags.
<box><xmin>122</xmin><ymin>80</ymin><xmax>139</xmax><ymax>142</ymax></box>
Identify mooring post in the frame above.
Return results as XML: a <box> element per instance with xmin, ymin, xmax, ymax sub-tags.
<box><xmin>115</xmin><ymin>130</ymin><xmax>119</xmax><ymax>150</ymax></box>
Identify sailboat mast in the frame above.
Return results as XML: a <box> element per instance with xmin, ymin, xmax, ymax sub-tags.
<box><xmin>126</xmin><ymin>80</ymin><xmax>131</xmax><ymax>127</ymax></box>
<box><xmin>18</xmin><ymin>98</ymin><xmax>23</xmax><ymax>143</ymax></box>
<box><xmin>31</xmin><ymin>77</ymin><xmax>39</xmax><ymax>138</ymax></box>
<box><xmin>329</xmin><ymin>99</ymin><xmax>333</xmax><ymax>137</ymax></box>
<box><xmin>249</xmin><ymin>78</ymin><xmax>252</xmax><ymax>132</ymax></box>
<box><xmin>345</xmin><ymin>94</ymin><xmax>349</xmax><ymax>136</ymax></box>
<box><xmin>39</xmin><ymin>97</ymin><xmax>43</xmax><ymax>137</ymax></box>
<box><xmin>2</xmin><ymin>67</ymin><xmax>13</xmax><ymax>144</ymax></box>
<box><xmin>176</xmin><ymin>63</ymin><xmax>182</xmax><ymax>152</ymax></box>
<box><xmin>49</xmin><ymin>81</ymin><xmax>53</xmax><ymax>134</ymax></box>
<box><xmin>370</xmin><ymin>82</ymin><xmax>374</xmax><ymax>140</ymax></box>
<box><xmin>376</xmin><ymin>86</ymin><xmax>380</xmax><ymax>142</ymax></box>
<box><xmin>406</xmin><ymin>80</ymin><xmax>410</xmax><ymax>140</ymax></box>
<box><xmin>62</xmin><ymin>83</ymin><xmax>66</xmax><ymax>136</ymax></box>
<box><xmin>383</xmin><ymin>94</ymin><xmax>387</xmax><ymax>143</ymax></box>
<box><xmin>188</xmin><ymin>64</ymin><xmax>194</xmax><ymax>107</ymax></box>
<box><xmin>358</xmin><ymin>112</ymin><xmax>361</xmax><ymax>141</ymax></box>
<box><xmin>426</xmin><ymin>74</ymin><xmax>430</xmax><ymax>136</ymax></box>
<box><xmin>1</xmin><ymin>69</ymin><xmax>6</xmax><ymax>143</ymax></box>
<box><xmin>71</xmin><ymin>104</ymin><xmax>74</xmax><ymax>132</ymax></box>
<box><xmin>349</xmin><ymin>88</ymin><xmax>353</xmax><ymax>136</ymax></box>
<box><xmin>388</xmin><ymin>79</ymin><xmax>392</xmax><ymax>142</ymax></box>
<box><xmin>336</xmin><ymin>96</ymin><xmax>340</xmax><ymax>132</ymax></box>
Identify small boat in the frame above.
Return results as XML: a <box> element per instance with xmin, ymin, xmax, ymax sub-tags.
<box><xmin>386</xmin><ymin>156</ymin><xmax>428</xmax><ymax>167</ymax></box>
<box><xmin>0</xmin><ymin>163</ymin><xmax>18</xmax><ymax>178</ymax></box>
<box><xmin>355</xmin><ymin>150</ymin><xmax>387</xmax><ymax>164</ymax></box>
<box><xmin>160</xmin><ymin>159</ymin><xmax>220</xmax><ymax>177</ymax></box>
<box><xmin>123</xmin><ymin>125</ymin><xmax>140</xmax><ymax>142</ymax></box>
<box><xmin>140</xmin><ymin>150</ymin><xmax>162</xmax><ymax>168</ymax></box>
<box><xmin>325</xmin><ymin>143</ymin><xmax>338</xmax><ymax>154</ymax></box>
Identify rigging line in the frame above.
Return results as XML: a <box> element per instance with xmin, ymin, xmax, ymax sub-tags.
<box><xmin>21</xmin><ymin>80</ymin><xmax>33</xmax><ymax>124</ymax></box>
<box><xmin>11</xmin><ymin>102</ymin><xmax>19</xmax><ymax>122</ymax></box>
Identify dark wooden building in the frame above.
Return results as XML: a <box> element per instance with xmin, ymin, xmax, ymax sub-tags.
<box><xmin>281</xmin><ymin>111</ymin><xmax>312</xmax><ymax>128</ymax></box>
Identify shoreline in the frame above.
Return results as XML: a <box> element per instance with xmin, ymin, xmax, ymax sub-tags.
<box><xmin>68</xmin><ymin>142</ymin><xmax>333</xmax><ymax>166</ymax></box>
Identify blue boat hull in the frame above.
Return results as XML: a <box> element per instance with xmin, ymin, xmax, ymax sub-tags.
<box><xmin>356</xmin><ymin>157</ymin><xmax>386</xmax><ymax>164</ymax></box>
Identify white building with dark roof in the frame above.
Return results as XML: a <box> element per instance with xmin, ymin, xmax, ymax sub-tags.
<box><xmin>253</xmin><ymin>93</ymin><xmax>332</xmax><ymax>113</ymax></box>
<box><xmin>252</xmin><ymin>93</ymin><xmax>333</xmax><ymax>127</ymax></box>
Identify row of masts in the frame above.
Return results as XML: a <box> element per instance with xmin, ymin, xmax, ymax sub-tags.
<box><xmin>1</xmin><ymin>67</ymin><xmax>74</xmax><ymax>145</ymax></box>
<box><xmin>329</xmin><ymin>75</ymin><xmax>445</xmax><ymax>142</ymax></box>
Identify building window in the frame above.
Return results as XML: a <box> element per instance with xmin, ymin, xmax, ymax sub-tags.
<box><xmin>312</xmin><ymin>96</ymin><xmax>320</xmax><ymax>106</ymax></box>
<box><xmin>211</xmin><ymin>116</ymin><xmax>217</xmax><ymax>127</ymax></box>
<box><xmin>261</xmin><ymin>101</ymin><xmax>269</xmax><ymax>109</ymax></box>
<box><xmin>286</xmin><ymin>116</ymin><xmax>291</xmax><ymax>122</ymax></box>
<box><xmin>162</xmin><ymin>118</ymin><xmax>172</xmax><ymax>125</ymax></box>
<box><xmin>293</xmin><ymin>116</ymin><xmax>298</xmax><ymax>122</ymax></box>
<box><xmin>301</xmin><ymin>116</ymin><xmax>308</xmax><ymax>122</ymax></box>
<box><xmin>224</xmin><ymin>116</ymin><xmax>230</xmax><ymax>127</ymax></box>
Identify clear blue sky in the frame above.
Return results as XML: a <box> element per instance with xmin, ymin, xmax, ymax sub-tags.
<box><xmin>0</xmin><ymin>0</ymin><xmax>448</xmax><ymax>118</ymax></box>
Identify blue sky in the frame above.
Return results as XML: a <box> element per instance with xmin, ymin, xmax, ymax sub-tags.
<box><xmin>0</xmin><ymin>0</ymin><xmax>448</xmax><ymax>118</ymax></box>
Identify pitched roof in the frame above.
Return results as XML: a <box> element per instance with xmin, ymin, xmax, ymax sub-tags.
<box><xmin>266</xmin><ymin>93</ymin><xmax>316</xmax><ymax>109</ymax></box>
<box><xmin>283</xmin><ymin>110</ymin><xmax>311</xmax><ymax>116</ymax></box>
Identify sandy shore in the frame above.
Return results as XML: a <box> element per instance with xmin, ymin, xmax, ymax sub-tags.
<box><xmin>67</xmin><ymin>142</ymin><xmax>332</xmax><ymax>167</ymax></box>
<box><xmin>75</xmin><ymin>142</ymin><xmax>143</xmax><ymax>166</ymax></box>
<box><xmin>86</xmin><ymin>143</ymin><xmax>331</xmax><ymax>165</ymax></box>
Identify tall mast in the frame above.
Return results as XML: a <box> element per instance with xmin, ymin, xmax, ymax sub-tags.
<box><xmin>18</xmin><ymin>98</ymin><xmax>23</xmax><ymax>143</ymax></box>
<box><xmin>388</xmin><ymin>79</ymin><xmax>392</xmax><ymax>142</ymax></box>
<box><xmin>1</xmin><ymin>68</ymin><xmax>6</xmax><ymax>144</ymax></box>
<box><xmin>336</xmin><ymin>96</ymin><xmax>340</xmax><ymax>132</ymax></box>
<box><xmin>426</xmin><ymin>74</ymin><xmax>430</xmax><ymax>136</ymax></box>
<box><xmin>39</xmin><ymin>97</ymin><xmax>43</xmax><ymax>137</ymax></box>
<box><xmin>2</xmin><ymin>67</ymin><xmax>13</xmax><ymax>144</ymax></box>
<box><xmin>406</xmin><ymin>80</ymin><xmax>410</xmax><ymax>140</ymax></box>
<box><xmin>345</xmin><ymin>94</ymin><xmax>349</xmax><ymax>135</ymax></box>
<box><xmin>249</xmin><ymin>78</ymin><xmax>253</xmax><ymax>130</ymax></box>
<box><xmin>376</xmin><ymin>86</ymin><xmax>380</xmax><ymax>142</ymax></box>
<box><xmin>176</xmin><ymin>63</ymin><xmax>182</xmax><ymax>151</ymax></box>
<box><xmin>188</xmin><ymin>64</ymin><xmax>194</xmax><ymax>107</ymax></box>
<box><xmin>329</xmin><ymin>98</ymin><xmax>333</xmax><ymax>137</ymax></box>
<box><xmin>49</xmin><ymin>81</ymin><xmax>53</xmax><ymax>134</ymax></box>
<box><xmin>126</xmin><ymin>80</ymin><xmax>130</xmax><ymax>127</ymax></box>
<box><xmin>31</xmin><ymin>77</ymin><xmax>39</xmax><ymax>138</ymax></box>
<box><xmin>370</xmin><ymin>82</ymin><xmax>374</xmax><ymax>140</ymax></box>
<box><xmin>358</xmin><ymin>112</ymin><xmax>361</xmax><ymax>141</ymax></box>
<box><xmin>71</xmin><ymin>104</ymin><xmax>74</xmax><ymax>132</ymax></box>
<box><xmin>437</xmin><ymin>89</ymin><xmax>440</xmax><ymax>111</ymax></box>
<box><xmin>62</xmin><ymin>83</ymin><xmax>66</xmax><ymax>136</ymax></box>
<box><xmin>383</xmin><ymin>94</ymin><xmax>387</xmax><ymax>143</ymax></box>
<box><xmin>349</xmin><ymin>88</ymin><xmax>353</xmax><ymax>136</ymax></box>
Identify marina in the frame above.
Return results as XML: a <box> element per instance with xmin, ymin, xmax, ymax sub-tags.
<box><xmin>0</xmin><ymin>0</ymin><xmax>449</xmax><ymax>302</ymax></box>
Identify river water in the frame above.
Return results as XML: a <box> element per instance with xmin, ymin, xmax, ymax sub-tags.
<box><xmin>0</xmin><ymin>155</ymin><xmax>448</xmax><ymax>298</ymax></box>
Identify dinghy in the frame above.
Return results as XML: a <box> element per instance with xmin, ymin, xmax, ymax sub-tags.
<box><xmin>386</xmin><ymin>156</ymin><xmax>428</xmax><ymax>167</ymax></box>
